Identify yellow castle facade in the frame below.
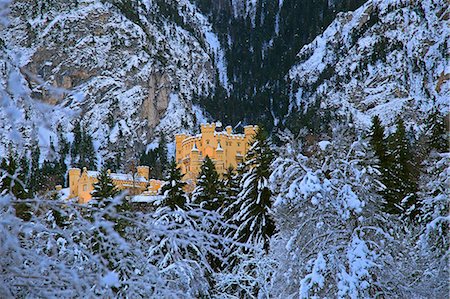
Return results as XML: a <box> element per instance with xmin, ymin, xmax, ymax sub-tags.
<box><xmin>175</xmin><ymin>122</ymin><xmax>258</xmax><ymax>182</ymax></box>
<box><xmin>68</xmin><ymin>166</ymin><xmax>163</xmax><ymax>204</ymax></box>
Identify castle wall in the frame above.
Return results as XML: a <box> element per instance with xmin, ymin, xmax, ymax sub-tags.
<box><xmin>175</xmin><ymin>123</ymin><xmax>258</xmax><ymax>182</ymax></box>
<box><xmin>68</xmin><ymin>167</ymin><xmax>161</xmax><ymax>204</ymax></box>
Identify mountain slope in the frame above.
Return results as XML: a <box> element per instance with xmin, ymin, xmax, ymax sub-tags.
<box><xmin>0</xmin><ymin>0</ymin><xmax>226</xmax><ymax>161</ymax></box>
<box><xmin>287</xmin><ymin>0</ymin><xmax>449</xmax><ymax>131</ymax></box>
<box><xmin>193</xmin><ymin>0</ymin><xmax>366</xmax><ymax>127</ymax></box>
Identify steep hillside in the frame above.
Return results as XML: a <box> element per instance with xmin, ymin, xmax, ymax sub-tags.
<box><xmin>0</xmin><ymin>0</ymin><xmax>227</xmax><ymax>161</ymax></box>
<box><xmin>287</xmin><ymin>0</ymin><xmax>449</xmax><ymax>132</ymax></box>
<box><xmin>193</xmin><ymin>0</ymin><xmax>366</xmax><ymax>127</ymax></box>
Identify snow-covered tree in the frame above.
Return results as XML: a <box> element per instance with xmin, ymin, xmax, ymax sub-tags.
<box><xmin>269</xmin><ymin>122</ymin><xmax>390</xmax><ymax>298</ymax></box>
<box><xmin>418</xmin><ymin>152</ymin><xmax>449</xmax><ymax>258</ymax></box>
<box><xmin>384</xmin><ymin>118</ymin><xmax>419</xmax><ymax>217</ymax></box>
<box><xmin>226</xmin><ymin>128</ymin><xmax>275</xmax><ymax>253</ymax></box>
<box><xmin>191</xmin><ymin>156</ymin><xmax>224</xmax><ymax>211</ymax></box>
<box><xmin>160</xmin><ymin>160</ymin><xmax>188</xmax><ymax>210</ymax></box>
<box><xmin>219</xmin><ymin>165</ymin><xmax>241</xmax><ymax>218</ymax></box>
<box><xmin>91</xmin><ymin>167</ymin><xmax>119</xmax><ymax>203</ymax></box>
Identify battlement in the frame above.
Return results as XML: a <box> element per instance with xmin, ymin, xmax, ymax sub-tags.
<box><xmin>200</xmin><ymin>122</ymin><xmax>216</xmax><ymax>134</ymax></box>
<box><xmin>175</xmin><ymin>122</ymin><xmax>258</xmax><ymax>183</ymax></box>
<box><xmin>68</xmin><ymin>165</ymin><xmax>161</xmax><ymax>203</ymax></box>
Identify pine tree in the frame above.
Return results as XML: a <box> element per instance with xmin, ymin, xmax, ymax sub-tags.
<box><xmin>228</xmin><ymin>128</ymin><xmax>275</xmax><ymax>252</ymax></box>
<box><xmin>71</xmin><ymin>121</ymin><xmax>82</xmax><ymax>160</ymax></box>
<box><xmin>418</xmin><ymin>152</ymin><xmax>449</xmax><ymax>257</ymax></box>
<box><xmin>1</xmin><ymin>152</ymin><xmax>31</xmax><ymax>220</ymax></box>
<box><xmin>80</xmin><ymin>130</ymin><xmax>97</xmax><ymax>169</ymax></box>
<box><xmin>57</xmin><ymin>124</ymin><xmax>69</xmax><ymax>182</ymax></box>
<box><xmin>91</xmin><ymin>166</ymin><xmax>119</xmax><ymax>203</ymax></box>
<box><xmin>192</xmin><ymin>156</ymin><xmax>223</xmax><ymax>211</ymax></box>
<box><xmin>220</xmin><ymin>165</ymin><xmax>242</xmax><ymax>218</ymax></box>
<box><xmin>370</xmin><ymin>115</ymin><xmax>388</xmax><ymax>168</ymax></box>
<box><xmin>19</xmin><ymin>154</ymin><xmax>30</xmax><ymax>192</ymax></box>
<box><xmin>384</xmin><ymin>118</ymin><xmax>419</xmax><ymax>217</ymax></box>
<box><xmin>157</xmin><ymin>133</ymin><xmax>168</xmax><ymax>177</ymax></box>
<box><xmin>424</xmin><ymin>109</ymin><xmax>448</xmax><ymax>153</ymax></box>
<box><xmin>29</xmin><ymin>143</ymin><xmax>41</xmax><ymax>195</ymax></box>
<box><xmin>160</xmin><ymin>160</ymin><xmax>189</xmax><ymax>210</ymax></box>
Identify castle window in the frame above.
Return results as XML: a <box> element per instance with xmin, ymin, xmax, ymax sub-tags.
<box><xmin>83</xmin><ymin>184</ymin><xmax>87</xmax><ymax>191</ymax></box>
<box><xmin>206</xmin><ymin>139</ymin><xmax>210</xmax><ymax>144</ymax></box>
<box><xmin>237</xmin><ymin>142</ymin><xmax>241</xmax><ymax>146</ymax></box>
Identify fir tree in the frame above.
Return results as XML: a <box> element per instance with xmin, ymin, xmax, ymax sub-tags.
<box><xmin>1</xmin><ymin>152</ymin><xmax>31</xmax><ymax>220</ymax></box>
<box><xmin>157</xmin><ymin>133</ymin><xmax>168</xmax><ymax>177</ymax></box>
<box><xmin>228</xmin><ymin>128</ymin><xmax>275</xmax><ymax>252</ymax></box>
<box><xmin>160</xmin><ymin>160</ymin><xmax>188</xmax><ymax>210</ymax></box>
<box><xmin>29</xmin><ymin>143</ymin><xmax>41</xmax><ymax>194</ymax></box>
<box><xmin>40</xmin><ymin>160</ymin><xmax>65</xmax><ymax>191</ymax></box>
<box><xmin>418</xmin><ymin>152</ymin><xmax>449</xmax><ymax>257</ymax></box>
<box><xmin>80</xmin><ymin>130</ymin><xmax>97</xmax><ymax>169</ymax></box>
<box><xmin>220</xmin><ymin>165</ymin><xmax>242</xmax><ymax>219</ymax></box>
<box><xmin>71</xmin><ymin>121</ymin><xmax>82</xmax><ymax>160</ymax></box>
<box><xmin>192</xmin><ymin>156</ymin><xmax>223</xmax><ymax>211</ymax></box>
<box><xmin>384</xmin><ymin>118</ymin><xmax>419</xmax><ymax>217</ymax></box>
<box><xmin>57</xmin><ymin>124</ymin><xmax>69</xmax><ymax>180</ymax></box>
<box><xmin>424</xmin><ymin>109</ymin><xmax>448</xmax><ymax>153</ymax></box>
<box><xmin>370</xmin><ymin>115</ymin><xmax>388</xmax><ymax>168</ymax></box>
<box><xmin>91</xmin><ymin>166</ymin><xmax>119</xmax><ymax>202</ymax></box>
<box><xmin>19</xmin><ymin>154</ymin><xmax>30</xmax><ymax>191</ymax></box>
<box><xmin>139</xmin><ymin>134</ymin><xmax>168</xmax><ymax>179</ymax></box>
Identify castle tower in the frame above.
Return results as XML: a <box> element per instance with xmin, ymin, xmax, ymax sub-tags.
<box><xmin>215</xmin><ymin>142</ymin><xmax>225</xmax><ymax>174</ymax></box>
<box><xmin>137</xmin><ymin>166</ymin><xmax>150</xmax><ymax>180</ymax></box>
<box><xmin>175</xmin><ymin>133</ymin><xmax>187</xmax><ymax>163</ymax></box>
<box><xmin>189</xmin><ymin>142</ymin><xmax>201</xmax><ymax>179</ymax></box>
<box><xmin>244</xmin><ymin>125</ymin><xmax>258</xmax><ymax>140</ymax></box>
<box><xmin>244</xmin><ymin>125</ymin><xmax>258</xmax><ymax>151</ymax></box>
<box><xmin>200</xmin><ymin>123</ymin><xmax>216</xmax><ymax>143</ymax></box>
<box><xmin>175</xmin><ymin>122</ymin><xmax>258</xmax><ymax>185</ymax></box>
<box><xmin>68</xmin><ymin>168</ymin><xmax>81</xmax><ymax>198</ymax></box>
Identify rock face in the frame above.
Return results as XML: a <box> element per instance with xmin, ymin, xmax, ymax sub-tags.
<box><xmin>142</xmin><ymin>72</ymin><xmax>170</xmax><ymax>130</ymax></box>
<box><xmin>287</xmin><ymin>0</ymin><xmax>449</xmax><ymax>128</ymax></box>
<box><xmin>0</xmin><ymin>0</ymin><xmax>225</xmax><ymax>160</ymax></box>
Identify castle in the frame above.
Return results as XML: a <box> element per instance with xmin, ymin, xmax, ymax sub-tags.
<box><xmin>68</xmin><ymin>166</ymin><xmax>163</xmax><ymax>204</ymax></box>
<box><xmin>175</xmin><ymin>122</ymin><xmax>258</xmax><ymax>182</ymax></box>
<box><xmin>67</xmin><ymin>122</ymin><xmax>257</xmax><ymax>203</ymax></box>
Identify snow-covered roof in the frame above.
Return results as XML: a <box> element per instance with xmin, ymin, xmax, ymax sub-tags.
<box><xmin>86</xmin><ymin>171</ymin><xmax>148</xmax><ymax>182</ymax></box>
<box><xmin>131</xmin><ymin>195</ymin><xmax>164</xmax><ymax>203</ymax></box>
<box><xmin>110</xmin><ymin>173</ymin><xmax>148</xmax><ymax>183</ymax></box>
<box><xmin>87</xmin><ymin>171</ymin><xmax>99</xmax><ymax>177</ymax></box>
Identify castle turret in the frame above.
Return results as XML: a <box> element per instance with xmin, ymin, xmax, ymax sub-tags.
<box><xmin>226</xmin><ymin>125</ymin><xmax>233</xmax><ymax>135</ymax></box>
<box><xmin>68</xmin><ymin>168</ymin><xmax>81</xmax><ymax>198</ymax></box>
<box><xmin>215</xmin><ymin>142</ymin><xmax>225</xmax><ymax>173</ymax></box>
<box><xmin>200</xmin><ymin>123</ymin><xmax>216</xmax><ymax>141</ymax></box>
<box><xmin>190</xmin><ymin>142</ymin><xmax>201</xmax><ymax>177</ymax></box>
<box><xmin>137</xmin><ymin>166</ymin><xmax>150</xmax><ymax>180</ymax></box>
<box><xmin>175</xmin><ymin>133</ymin><xmax>187</xmax><ymax>163</ymax></box>
<box><xmin>244</xmin><ymin>125</ymin><xmax>258</xmax><ymax>139</ymax></box>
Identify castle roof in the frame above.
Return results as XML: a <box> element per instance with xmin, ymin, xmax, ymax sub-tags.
<box><xmin>86</xmin><ymin>171</ymin><xmax>148</xmax><ymax>183</ymax></box>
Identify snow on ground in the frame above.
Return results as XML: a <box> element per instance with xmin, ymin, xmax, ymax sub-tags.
<box><xmin>58</xmin><ymin>187</ymin><xmax>70</xmax><ymax>200</ymax></box>
<box><xmin>288</xmin><ymin>0</ymin><xmax>450</xmax><ymax>129</ymax></box>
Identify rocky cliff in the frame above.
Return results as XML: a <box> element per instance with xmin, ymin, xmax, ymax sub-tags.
<box><xmin>287</xmin><ymin>0</ymin><xmax>449</xmax><ymax>130</ymax></box>
<box><xmin>0</xmin><ymin>0</ymin><xmax>226</xmax><ymax>160</ymax></box>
